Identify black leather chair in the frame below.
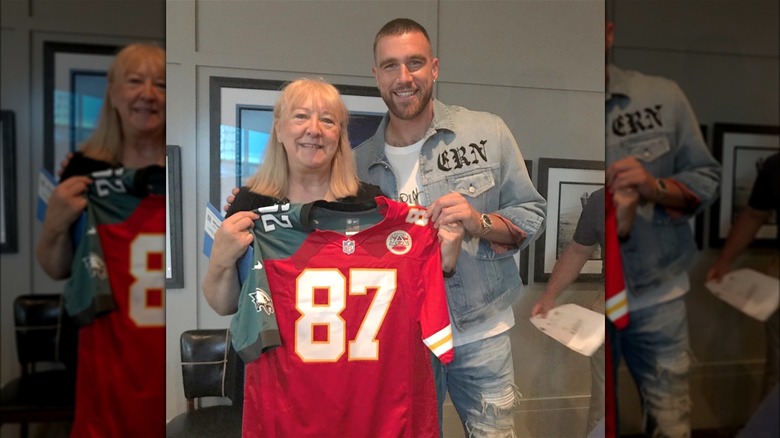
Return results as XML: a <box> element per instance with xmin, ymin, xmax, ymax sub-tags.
<box><xmin>0</xmin><ymin>294</ymin><xmax>78</xmax><ymax>438</ymax></box>
<box><xmin>166</xmin><ymin>329</ymin><xmax>244</xmax><ymax>438</ymax></box>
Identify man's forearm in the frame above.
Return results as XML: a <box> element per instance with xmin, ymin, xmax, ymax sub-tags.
<box><xmin>479</xmin><ymin>213</ymin><xmax>527</xmax><ymax>246</ymax></box>
<box><xmin>541</xmin><ymin>242</ymin><xmax>595</xmax><ymax>301</ymax></box>
<box><xmin>647</xmin><ymin>177</ymin><xmax>701</xmax><ymax>214</ymax></box>
<box><xmin>718</xmin><ymin>207</ymin><xmax>770</xmax><ymax>266</ymax></box>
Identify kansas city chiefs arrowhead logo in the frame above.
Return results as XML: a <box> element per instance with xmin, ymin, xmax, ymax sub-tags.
<box><xmin>386</xmin><ymin>231</ymin><xmax>412</xmax><ymax>255</ymax></box>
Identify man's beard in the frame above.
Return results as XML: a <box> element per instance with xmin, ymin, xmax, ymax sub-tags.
<box><xmin>381</xmin><ymin>84</ymin><xmax>433</xmax><ymax>121</ymax></box>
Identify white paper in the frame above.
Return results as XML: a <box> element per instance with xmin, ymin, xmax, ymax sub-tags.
<box><xmin>38</xmin><ymin>169</ymin><xmax>56</xmax><ymax>202</ymax></box>
<box><xmin>37</xmin><ymin>169</ymin><xmax>57</xmax><ymax>221</ymax></box>
<box><xmin>530</xmin><ymin>303</ymin><xmax>605</xmax><ymax>356</ymax></box>
<box><xmin>705</xmin><ymin>268</ymin><xmax>780</xmax><ymax>322</ymax></box>
<box><xmin>204</xmin><ymin>202</ymin><xmax>223</xmax><ymax>240</ymax></box>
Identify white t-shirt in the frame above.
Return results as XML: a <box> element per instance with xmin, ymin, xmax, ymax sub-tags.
<box><xmin>384</xmin><ymin>141</ymin><xmax>515</xmax><ymax>346</ymax></box>
<box><xmin>384</xmin><ymin>140</ymin><xmax>425</xmax><ymax>206</ymax></box>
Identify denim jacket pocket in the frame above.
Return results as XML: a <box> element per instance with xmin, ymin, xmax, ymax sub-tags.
<box><xmin>451</xmin><ymin>170</ymin><xmax>495</xmax><ymax>196</ymax></box>
<box><xmin>629</xmin><ymin>136</ymin><xmax>670</xmax><ymax>164</ymax></box>
<box><xmin>448</xmin><ymin>169</ymin><xmax>496</xmax><ymax>214</ymax></box>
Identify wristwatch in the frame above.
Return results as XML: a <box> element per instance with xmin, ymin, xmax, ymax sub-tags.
<box><xmin>655</xmin><ymin>178</ymin><xmax>668</xmax><ymax>201</ymax></box>
<box><xmin>476</xmin><ymin>213</ymin><xmax>493</xmax><ymax>237</ymax></box>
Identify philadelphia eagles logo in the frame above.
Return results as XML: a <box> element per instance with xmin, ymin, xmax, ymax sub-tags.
<box><xmin>250</xmin><ymin>288</ymin><xmax>274</xmax><ymax>315</ymax></box>
<box><xmin>82</xmin><ymin>252</ymin><xmax>108</xmax><ymax>280</ymax></box>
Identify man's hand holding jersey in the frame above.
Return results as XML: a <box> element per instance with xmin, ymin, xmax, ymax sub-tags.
<box><xmin>437</xmin><ymin>221</ymin><xmax>464</xmax><ymax>275</ymax></box>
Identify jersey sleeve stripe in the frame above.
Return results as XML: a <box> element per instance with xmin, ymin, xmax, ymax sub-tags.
<box><xmin>423</xmin><ymin>325</ymin><xmax>453</xmax><ymax>358</ymax></box>
<box><xmin>429</xmin><ymin>339</ymin><xmax>453</xmax><ymax>361</ymax></box>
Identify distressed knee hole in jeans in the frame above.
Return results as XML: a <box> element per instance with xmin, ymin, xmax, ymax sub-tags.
<box><xmin>464</xmin><ymin>385</ymin><xmax>520</xmax><ymax>438</ymax></box>
<box><xmin>641</xmin><ymin>352</ymin><xmax>692</xmax><ymax>438</ymax></box>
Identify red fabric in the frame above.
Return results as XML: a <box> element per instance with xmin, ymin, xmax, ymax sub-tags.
<box><xmin>605</xmin><ymin>188</ymin><xmax>629</xmax><ymax>329</ymax></box>
<box><xmin>605</xmin><ymin>336</ymin><xmax>616</xmax><ymax>438</ymax></box>
<box><xmin>242</xmin><ymin>199</ymin><xmax>451</xmax><ymax>437</ymax></box>
<box><xmin>605</xmin><ymin>188</ymin><xmax>628</xmax><ymax>437</ymax></box>
<box><xmin>70</xmin><ymin>196</ymin><xmax>166</xmax><ymax>437</ymax></box>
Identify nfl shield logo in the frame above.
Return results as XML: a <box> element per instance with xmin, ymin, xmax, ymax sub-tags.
<box><xmin>342</xmin><ymin>239</ymin><xmax>355</xmax><ymax>255</ymax></box>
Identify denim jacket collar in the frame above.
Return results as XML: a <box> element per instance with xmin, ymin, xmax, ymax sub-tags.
<box><xmin>430</xmin><ymin>99</ymin><xmax>457</xmax><ymax>135</ymax></box>
<box><xmin>607</xmin><ymin>64</ymin><xmax>630</xmax><ymax>100</ymax></box>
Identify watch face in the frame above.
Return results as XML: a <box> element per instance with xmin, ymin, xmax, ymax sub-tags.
<box><xmin>477</xmin><ymin>214</ymin><xmax>493</xmax><ymax>236</ymax></box>
<box><xmin>656</xmin><ymin>178</ymin><xmax>668</xmax><ymax>197</ymax></box>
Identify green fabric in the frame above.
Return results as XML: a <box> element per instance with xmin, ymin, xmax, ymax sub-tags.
<box><xmin>64</xmin><ymin>168</ymin><xmax>158</xmax><ymax>327</ymax></box>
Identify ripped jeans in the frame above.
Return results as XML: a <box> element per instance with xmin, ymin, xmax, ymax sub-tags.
<box><xmin>432</xmin><ymin>331</ymin><xmax>519</xmax><ymax>438</ymax></box>
<box><xmin>608</xmin><ymin>296</ymin><xmax>692</xmax><ymax>438</ymax></box>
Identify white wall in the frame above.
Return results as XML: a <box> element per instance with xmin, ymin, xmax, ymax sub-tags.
<box><xmin>165</xmin><ymin>1</ymin><xmax>605</xmax><ymax>436</ymax></box>
<box><xmin>610</xmin><ymin>0</ymin><xmax>779</xmax><ymax>433</ymax></box>
<box><xmin>0</xmin><ymin>1</ymin><xmax>164</xmax><ymax>436</ymax></box>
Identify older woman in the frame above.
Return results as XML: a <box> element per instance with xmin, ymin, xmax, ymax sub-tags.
<box><xmin>36</xmin><ymin>43</ymin><xmax>166</xmax><ymax>437</ymax></box>
<box><xmin>204</xmin><ymin>79</ymin><xmax>388</xmax><ymax>313</ymax></box>
<box><xmin>204</xmin><ymin>78</ymin><xmax>463</xmax><ymax>436</ymax></box>
<box><xmin>38</xmin><ymin>43</ymin><xmax>165</xmax><ymax>277</ymax></box>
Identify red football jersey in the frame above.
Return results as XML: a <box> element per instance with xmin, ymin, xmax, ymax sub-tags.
<box><xmin>235</xmin><ymin>197</ymin><xmax>453</xmax><ymax>437</ymax></box>
<box><xmin>66</xmin><ymin>171</ymin><xmax>165</xmax><ymax>437</ymax></box>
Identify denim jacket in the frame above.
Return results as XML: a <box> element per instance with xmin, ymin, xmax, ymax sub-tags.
<box><xmin>607</xmin><ymin>65</ymin><xmax>720</xmax><ymax>294</ymax></box>
<box><xmin>354</xmin><ymin>99</ymin><xmax>546</xmax><ymax>330</ymax></box>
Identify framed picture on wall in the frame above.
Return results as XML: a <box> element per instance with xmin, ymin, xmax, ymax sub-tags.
<box><xmin>519</xmin><ymin>159</ymin><xmax>532</xmax><ymax>285</ymax></box>
<box><xmin>534</xmin><ymin>158</ymin><xmax>604</xmax><ymax>283</ymax></box>
<box><xmin>209</xmin><ymin>77</ymin><xmax>387</xmax><ymax>207</ymax></box>
<box><xmin>166</xmin><ymin>145</ymin><xmax>184</xmax><ymax>288</ymax></box>
<box><xmin>709</xmin><ymin>123</ymin><xmax>779</xmax><ymax>248</ymax></box>
<box><xmin>1</xmin><ymin>110</ymin><xmax>18</xmax><ymax>253</ymax></box>
<box><xmin>43</xmin><ymin>42</ymin><xmax>119</xmax><ymax>174</ymax></box>
<box><xmin>691</xmin><ymin>124</ymin><xmax>708</xmax><ymax>250</ymax></box>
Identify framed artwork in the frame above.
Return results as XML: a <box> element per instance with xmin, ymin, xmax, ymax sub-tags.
<box><xmin>519</xmin><ymin>159</ymin><xmax>532</xmax><ymax>285</ymax></box>
<box><xmin>1</xmin><ymin>110</ymin><xmax>18</xmax><ymax>253</ymax></box>
<box><xmin>166</xmin><ymin>145</ymin><xmax>184</xmax><ymax>288</ymax></box>
<box><xmin>534</xmin><ymin>158</ymin><xmax>604</xmax><ymax>283</ymax></box>
<box><xmin>43</xmin><ymin>42</ymin><xmax>119</xmax><ymax>174</ymax></box>
<box><xmin>209</xmin><ymin>77</ymin><xmax>386</xmax><ymax>207</ymax></box>
<box><xmin>709</xmin><ymin>123</ymin><xmax>779</xmax><ymax>248</ymax></box>
<box><xmin>690</xmin><ymin>125</ymin><xmax>708</xmax><ymax>250</ymax></box>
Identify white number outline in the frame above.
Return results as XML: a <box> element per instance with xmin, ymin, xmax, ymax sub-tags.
<box><xmin>258</xmin><ymin>204</ymin><xmax>292</xmax><ymax>232</ymax></box>
<box><xmin>94</xmin><ymin>178</ymin><xmax>127</xmax><ymax>197</ymax></box>
<box><xmin>405</xmin><ymin>207</ymin><xmax>429</xmax><ymax>226</ymax></box>
<box><xmin>294</xmin><ymin>268</ymin><xmax>397</xmax><ymax>362</ymax></box>
<box><xmin>129</xmin><ymin>234</ymin><xmax>165</xmax><ymax>327</ymax></box>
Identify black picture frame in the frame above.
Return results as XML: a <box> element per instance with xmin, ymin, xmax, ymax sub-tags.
<box><xmin>691</xmin><ymin>124</ymin><xmax>708</xmax><ymax>250</ymax></box>
<box><xmin>209</xmin><ymin>76</ymin><xmax>386</xmax><ymax>207</ymax></box>
<box><xmin>1</xmin><ymin>110</ymin><xmax>18</xmax><ymax>253</ymax></box>
<box><xmin>519</xmin><ymin>159</ymin><xmax>532</xmax><ymax>285</ymax></box>
<box><xmin>534</xmin><ymin>158</ymin><xmax>604</xmax><ymax>283</ymax></box>
<box><xmin>166</xmin><ymin>145</ymin><xmax>184</xmax><ymax>288</ymax></box>
<box><xmin>709</xmin><ymin>123</ymin><xmax>779</xmax><ymax>248</ymax></box>
<box><xmin>43</xmin><ymin>42</ymin><xmax>119</xmax><ymax>174</ymax></box>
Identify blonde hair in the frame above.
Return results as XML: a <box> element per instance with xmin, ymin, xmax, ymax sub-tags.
<box><xmin>80</xmin><ymin>43</ymin><xmax>165</xmax><ymax>164</ymax></box>
<box><xmin>246</xmin><ymin>78</ymin><xmax>360</xmax><ymax>200</ymax></box>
